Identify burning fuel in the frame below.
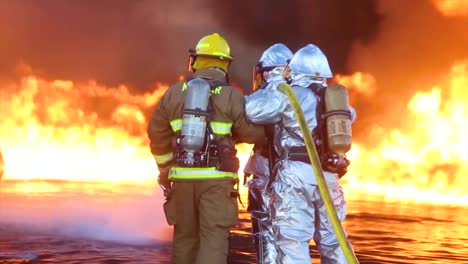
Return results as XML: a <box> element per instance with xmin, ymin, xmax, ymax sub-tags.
<box><xmin>0</xmin><ymin>60</ymin><xmax>466</xmax><ymax>206</ymax></box>
<box><xmin>0</xmin><ymin>76</ymin><xmax>167</xmax><ymax>183</ymax></box>
<box><xmin>340</xmin><ymin>60</ymin><xmax>468</xmax><ymax>206</ymax></box>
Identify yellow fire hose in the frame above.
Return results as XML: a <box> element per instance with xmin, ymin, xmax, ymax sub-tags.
<box><xmin>278</xmin><ymin>83</ymin><xmax>359</xmax><ymax>264</ymax></box>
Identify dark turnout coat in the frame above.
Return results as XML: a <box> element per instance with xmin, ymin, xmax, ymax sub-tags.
<box><xmin>147</xmin><ymin>68</ymin><xmax>265</xmax><ymax>181</ymax></box>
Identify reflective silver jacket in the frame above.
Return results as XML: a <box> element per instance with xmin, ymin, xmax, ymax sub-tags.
<box><xmin>246</xmin><ymin>78</ymin><xmax>356</xmax><ymax>185</ymax></box>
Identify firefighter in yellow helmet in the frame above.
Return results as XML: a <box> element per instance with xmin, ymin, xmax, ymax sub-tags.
<box><xmin>147</xmin><ymin>33</ymin><xmax>265</xmax><ymax>264</ymax></box>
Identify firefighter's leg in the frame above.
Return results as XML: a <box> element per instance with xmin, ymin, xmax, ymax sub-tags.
<box><xmin>249</xmin><ymin>186</ymin><xmax>265</xmax><ymax>263</ymax></box>
<box><xmin>313</xmin><ymin>175</ymin><xmax>350</xmax><ymax>264</ymax></box>
<box><xmin>259</xmin><ymin>187</ymin><xmax>277</xmax><ymax>264</ymax></box>
<box><xmin>248</xmin><ymin>183</ymin><xmax>276</xmax><ymax>263</ymax></box>
<box><xmin>271</xmin><ymin>167</ymin><xmax>316</xmax><ymax>264</ymax></box>
<box><xmin>172</xmin><ymin>181</ymin><xmax>199</xmax><ymax>264</ymax></box>
<box><xmin>196</xmin><ymin>180</ymin><xmax>238</xmax><ymax>264</ymax></box>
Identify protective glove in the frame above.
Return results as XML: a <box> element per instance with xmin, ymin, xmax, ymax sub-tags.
<box><xmin>216</xmin><ymin>144</ymin><xmax>240</xmax><ymax>173</ymax></box>
<box><xmin>157</xmin><ymin>162</ymin><xmax>173</xmax><ymax>197</ymax></box>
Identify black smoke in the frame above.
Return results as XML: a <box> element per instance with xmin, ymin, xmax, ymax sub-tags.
<box><xmin>2</xmin><ymin>0</ymin><xmax>468</xmax><ymax>142</ymax></box>
<box><xmin>0</xmin><ymin>0</ymin><xmax>381</xmax><ymax>90</ymax></box>
<box><xmin>208</xmin><ymin>0</ymin><xmax>381</xmax><ymax>77</ymax></box>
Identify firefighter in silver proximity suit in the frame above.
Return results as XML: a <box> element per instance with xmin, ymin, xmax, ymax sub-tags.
<box><xmin>244</xmin><ymin>43</ymin><xmax>293</xmax><ymax>264</ymax></box>
<box><xmin>245</xmin><ymin>44</ymin><xmax>356</xmax><ymax>264</ymax></box>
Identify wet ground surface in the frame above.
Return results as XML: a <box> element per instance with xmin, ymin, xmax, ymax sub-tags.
<box><xmin>1</xmin><ymin>180</ymin><xmax>467</xmax><ymax>263</ymax></box>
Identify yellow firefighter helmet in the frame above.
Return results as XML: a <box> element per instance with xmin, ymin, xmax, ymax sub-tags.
<box><xmin>189</xmin><ymin>33</ymin><xmax>233</xmax><ymax>60</ymax></box>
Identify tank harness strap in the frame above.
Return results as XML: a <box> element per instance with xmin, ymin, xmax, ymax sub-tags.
<box><xmin>286</xmin><ymin>146</ymin><xmax>349</xmax><ymax>177</ymax></box>
<box><xmin>184</xmin><ymin>109</ymin><xmax>210</xmax><ymax>116</ymax></box>
<box><xmin>264</xmin><ymin>124</ymin><xmax>277</xmax><ymax>190</ymax></box>
<box><xmin>285</xmin><ymin>146</ymin><xmax>312</xmax><ymax>164</ymax></box>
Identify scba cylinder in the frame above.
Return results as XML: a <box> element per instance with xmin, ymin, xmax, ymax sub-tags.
<box><xmin>324</xmin><ymin>84</ymin><xmax>352</xmax><ymax>155</ymax></box>
<box><xmin>181</xmin><ymin>78</ymin><xmax>211</xmax><ymax>154</ymax></box>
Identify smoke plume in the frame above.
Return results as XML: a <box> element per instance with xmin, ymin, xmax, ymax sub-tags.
<box><xmin>0</xmin><ymin>0</ymin><xmax>381</xmax><ymax>90</ymax></box>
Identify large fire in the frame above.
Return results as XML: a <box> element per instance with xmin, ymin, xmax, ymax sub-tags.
<box><xmin>0</xmin><ymin>76</ymin><xmax>167</xmax><ymax>193</ymax></box>
<box><xmin>338</xmin><ymin>61</ymin><xmax>468</xmax><ymax>206</ymax></box>
<box><xmin>0</xmin><ymin>61</ymin><xmax>467</xmax><ymax>206</ymax></box>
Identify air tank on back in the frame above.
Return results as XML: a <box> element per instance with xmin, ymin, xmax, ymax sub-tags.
<box><xmin>180</xmin><ymin>78</ymin><xmax>211</xmax><ymax>165</ymax></box>
<box><xmin>324</xmin><ymin>84</ymin><xmax>352</xmax><ymax>155</ymax></box>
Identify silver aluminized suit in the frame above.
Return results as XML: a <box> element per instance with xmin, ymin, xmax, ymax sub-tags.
<box><xmin>245</xmin><ymin>44</ymin><xmax>355</xmax><ymax>264</ymax></box>
<box><xmin>244</xmin><ymin>43</ymin><xmax>293</xmax><ymax>264</ymax></box>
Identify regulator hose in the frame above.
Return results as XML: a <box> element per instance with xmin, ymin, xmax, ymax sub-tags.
<box><xmin>278</xmin><ymin>82</ymin><xmax>359</xmax><ymax>264</ymax></box>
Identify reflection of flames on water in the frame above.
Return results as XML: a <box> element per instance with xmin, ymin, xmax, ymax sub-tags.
<box><xmin>0</xmin><ymin>60</ymin><xmax>467</xmax><ymax>206</ymax></box>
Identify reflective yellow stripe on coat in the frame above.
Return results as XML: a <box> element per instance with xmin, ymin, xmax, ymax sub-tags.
<box><xmin>210</xmin><ymin>121</ymin><xmax>232</xmax><ymax>135</ymax></box>
<box><xmin>170</xmin><ymin>119</ymin><xmax>182</xmax><ymax>132</ymax></box>
<box><xmin>169</xmin><ymin>166</ymin><xmax>237</xmax><ymax>180</ymax></box>
<box><xmin>153</xmin><ymin>152</ymin><xmax>173</xmax><ymax>165</ymax></box>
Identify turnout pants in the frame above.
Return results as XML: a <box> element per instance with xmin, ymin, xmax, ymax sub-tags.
<box><xmin>164</xmin><ymin>180</ymin><xmax>238</xmax><ymax>264</ymax></box>
<box><xmin>247</xmin><ymin>177</ymin><xmax>277</xmax><ymax>264</ymax></box>
<box><xmin>271</xmin><ymin>160</ymin><xmax>350</xmax><ymax>264</ymax></box>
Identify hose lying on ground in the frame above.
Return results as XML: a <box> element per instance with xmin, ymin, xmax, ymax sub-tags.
<box><xmin>278</xmin><ymin>82</ymin><xmax>359</xmax><ymax>264</ymax></box>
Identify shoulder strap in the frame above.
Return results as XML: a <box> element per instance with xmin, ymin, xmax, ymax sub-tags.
<box><xmin>309</xmin><ymin>84</ymin><xmax>326</xmax><ymax>136</ymax></box>
<box><xmin>210</xmin><ymin>79</ymin><xmax>227</xmax><ymax>89</ymax></box>
<box><xmin>307</xmin><ymin>83</ymin><xmax>328</xmax><ymax>162</ymax></box>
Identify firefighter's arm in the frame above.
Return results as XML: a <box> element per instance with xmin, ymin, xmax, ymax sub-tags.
<box><xmin>229</xmin><ymin>90</ymin><xmax>266</xmax><ymax>145</ymax></box>
<box><xmin>245</xmin><ymin>89</ymin><xmax>287</xmax><ymax>124</ymax></box>
<box><xmin>147</xmin><ymin>92</ymin><xmax>175</xmax><ymax>194</ymax></box>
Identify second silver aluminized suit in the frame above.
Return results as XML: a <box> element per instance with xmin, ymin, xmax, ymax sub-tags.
<box><xmin>245</xmin><ymin>45</ymin><xmax>354</xmax><ymax>264</ymax></box>
<box><xmin>244</xmin><ymin>43</ymin><xmax>293</xmax><ymax>264</ymax></box>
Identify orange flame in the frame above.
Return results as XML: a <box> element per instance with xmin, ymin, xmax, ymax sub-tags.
<box><xmin>334</xmin><ymin>72</ymin><xmax>377</xmax><ymax>96</ymax></box>
<box><xmin>1</xmin><ymin>62</ymin><xmax>467</xmax><ymax>206</ymax></box>
<box><xmin>432</xmin><ymin>0</ymin><xmax>468</xmax><ymax>16</ymax></box>
<box><xmin>0</xmin><ymin>76</ymin><xmax>167</xmax><ymax>184</ymax></box>
<box><xmin>341</xmin><ymin>60</ymin><xmax>468</xmax><ymax>206</ymax></box>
